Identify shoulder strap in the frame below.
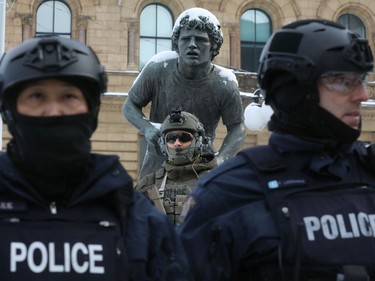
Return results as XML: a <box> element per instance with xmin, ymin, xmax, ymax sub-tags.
<box><xmin>238</xmin><ymin>145</ymin><xmax>285</xmax><ymax>173</ymax></box>
<box><xmin>238</xmin><ymin>145</ymin><xmax>310</xmax><ymax>214</ymax></box>
<box><xmin>360</xmin><ymin>142</ymin><xmax>375</xmax><ymax>172</ymax></box>
<box><xmin>106</xmin><ymin>183</ymin><xmax>134</xmax><ymax>235</ymax></box>
<box><xmin>238</xmin><ymin>145</ymin><xmax>288</xmax><ymax>209</ymax></box>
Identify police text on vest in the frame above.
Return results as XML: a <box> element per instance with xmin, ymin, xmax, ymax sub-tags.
<box><xmin>304</xmin><ymin>212</ymin><xmax>375</xmax><ymax>241</ymax></box>
<box><xmin>10</xmin><ymin>241</ymin><xmax>105</xmax><ymax>273</ymax></box>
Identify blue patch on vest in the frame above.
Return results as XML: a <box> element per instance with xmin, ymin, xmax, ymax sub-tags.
<box><xmin>268</xmin><ymin>178</ymin><xmax>306</xmax><ymax>189</ymax></box>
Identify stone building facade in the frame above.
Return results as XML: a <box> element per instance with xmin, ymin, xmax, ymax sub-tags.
<box><xmin>3</xmin><ymin>0</ymin><xmax>375</xmax><ymax>181</ymax></box>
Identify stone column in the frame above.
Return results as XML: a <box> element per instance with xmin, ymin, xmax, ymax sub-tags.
<box><xmin>127</xmin><ymin>21</ymin><xmax>138</xmax><ymax>68</ymax></box>
<box><xmin>19</xmin><ymin>13</ymin><xmax>32</xmax><ymax>41</ymax></box>
<box><xmin>76</xmin><ymin>15</ymin><xmax>90</xmax><ymax>44</ymax></box>
<box><xmin>229</xmin><ymin>24</ymin><xmax>239</xmax><ymax>69</ymax></box>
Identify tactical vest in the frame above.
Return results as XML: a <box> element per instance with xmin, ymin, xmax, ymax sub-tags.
<box><xmin>157</xmin><ymin>172</ymin><xmax>197</xmax><ymax>226</ymax></box>
<box><xmin>237</xmin><ymin>145</ymin><xmax>375</xmax><ymax>281</ymax></box>
<box><xmin>0</xmin><ymin>188</ymin><xmax>132</xmax><ymax>281</ymax></box>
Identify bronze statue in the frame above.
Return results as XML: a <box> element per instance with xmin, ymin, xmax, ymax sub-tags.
<box><xmin>123</xmin><ymin>7</ymin><xmax>245</xmax><ymax>178</ymax></box>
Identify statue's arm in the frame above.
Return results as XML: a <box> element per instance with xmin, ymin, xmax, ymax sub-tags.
<box><xmin>122</xmin><ymin>98</ymin><xmax>161</xmax><ymax>146</ymax></box>
<box><xmin>217</xmin><ymin>122</ymin><xmax>246</xmax><ymax>164</ymax></box>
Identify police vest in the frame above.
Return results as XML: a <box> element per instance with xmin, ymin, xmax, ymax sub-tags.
<box><xmin>0</xmin><ymin>191</ymin><xmax>130</xmax><ymax>281</ymax></box>
<box><xmin>238</xmin><ymin>145</ymin><xmax>375</xmax><ymax>281</ymax></box>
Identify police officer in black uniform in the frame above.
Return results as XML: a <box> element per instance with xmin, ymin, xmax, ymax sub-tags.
<box><xmin>0</xmin><ymin>36</ymin><xmax>191</xmax><ymax>281</ymax></box>
<box><xmin>177</xmin><ymin>19</ymin><xmax>375</xmax><ymax>280</ymax></box>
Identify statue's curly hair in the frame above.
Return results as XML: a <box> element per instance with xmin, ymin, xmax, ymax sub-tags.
<box><xmin>171</xmin><ymin>15</ymin><xmax>223</xmax><ymax>61</ymax></box>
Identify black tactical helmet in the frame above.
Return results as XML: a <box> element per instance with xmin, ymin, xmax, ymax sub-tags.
<box><xmin>0</xmin><ymin>36</ymin><xmax>107</xmax><ymax>116</ymax></box>
<box><xmin>258</xmin><ymin>19</ymin><xmax>373</xmax><ymax>104</ymax></box>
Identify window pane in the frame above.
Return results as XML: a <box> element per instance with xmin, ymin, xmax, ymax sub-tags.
<box><xmin>241</xmin><ymin>43</ymin><xmax>263</xmax><ymax>72</ymax></box>
<box><xmin>338</xmin><ymin>14</ymin><xmax>365</xmax><ymax>38</ymax></box>
<box><xmin>255</xmin><ymin>10</ymin><xmax>269</xmax><ymax>23</ymax></box>
<box><xmin>140</xmin><ymin>38</ymin><xmax>156</xmax><ymax>68</ymax></box>
<box><xmin>36</xmin><ymin>2</ymin><xmax>54</xmax><ymax>32</ymax></box>
<box><xmin>157</xmin><ymin>6</ymin><xmax>173</xmax><ymax>37</ymax></box>
<box><xmin>36</xmin><ymin>0</ymin><xmax>71</xmax><ymax>36</ymax></box>
<box><xmin>240</xmin><ymin>9</ymin><xmax>271</xmax><ymax>72</ymax></box>
<box><xmin>240</xmin><ymin>11</ymin><xmax>255</xmax><ymax>41</ymax></box>
<box><xmin>54</xmin><ymin>1</ymin><xmax>71</xmax><ymax>33</ymax></box>
<box><xmin>139</xmin><ymin>39</ymin><xmax>171</xmax><ymax>68</ymax></box>
<box><xmin>139</xmin><ymin>4</ymin><xmax>173</xmax><ymax>69</ymax></box>
<box><xmin>156</xmin><ymin>39</ymin><xmax>171</xmax><ymax>53</ymax></box>
<box><xmin>339</xmin><ymin>15</ymin><xmax>349</xmax><ymax>26</ymax></box>
<box><xmin>140</xmin><ymin>5</ymin><xmax>156</xmax><ymax>36</ymax></box>
<box><xmin>255</xmin><ymin>11</ymin><xmax>270</xmax><ymax>42</ymax></box>
<box><xmin>350</xmin><ymin>24</ymin><xmax>364</xmax><ymax>37</ymax></box>
<box><xmin>255</xmin><ymin>21</ymin><xmax>271</xmax><ymax>42</ymax></box>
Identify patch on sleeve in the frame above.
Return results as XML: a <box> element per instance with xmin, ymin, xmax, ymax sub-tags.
<box><xmin>177</xmin><ymin>195</ymin><xmax>196</xmax><ymax>225</ymax></box>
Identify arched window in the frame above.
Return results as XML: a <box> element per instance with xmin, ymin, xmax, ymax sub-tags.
<box><xmin>36</xmin><ymin>0</ymin><xmax>71</xmax><ymax>37</ymax></box>
<box><xmin>338</xmin><ymin>14</ymin><xmax>366</xmax><ymax>38</ymax></box>
<box><xmin>139</xmin><ymin>4</ymin><xmax>173</xmax><ymax>68</ymax></box>
<box><xmin>240</xmin><ymin>9</ymin><xmax>271</xmax><ymax>72</ymax></box>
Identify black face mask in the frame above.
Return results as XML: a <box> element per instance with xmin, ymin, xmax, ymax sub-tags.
<box><xmin>269</xmin><ymin>101</ymin><xmax>360</xmax><ymax>144</ymax></box>
<box><xmin>7</xmin><ymin>112</ymin><xmax>94</xmax><ymax>178</ymax></box>
<box><xmin>267</xmin><ymin>74</ymin><xmax>360</xmax><ymax>144</ymax></box>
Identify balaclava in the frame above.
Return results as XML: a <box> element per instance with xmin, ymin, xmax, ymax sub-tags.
<box><xmin>267</xmin><ymin>73</ymin><xmax>361</xmax><ymax>144</ymax></box>
<box><xmin>4</xmin><ymin>80</ymin><xmax>99</xmax><ymax>200</ymax></box>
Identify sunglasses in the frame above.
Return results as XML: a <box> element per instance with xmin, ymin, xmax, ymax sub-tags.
<box><xmin>319</xmin><ymin>72</ymin><xmax>368</xmax><ymax>94</ymax></box>
<box><xmin>165</xmin><ymin>131</ymin><xmax>194</xmax><ymax>144</ymax></box>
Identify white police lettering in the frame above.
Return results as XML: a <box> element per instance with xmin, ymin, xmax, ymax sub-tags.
<box><xmin>304</xmin><ymin>212</ymin><xmax>375</xmax><ymax>241</ymax></box>
<box><xmin>0</xmin><ymin>201</ymin><xmax>13</xmax><ymax>209</ymax></box>
<box><xmin>10</xmin><ymin>242</ymin><xmax>105</xmax><ymax>274</ymax></box>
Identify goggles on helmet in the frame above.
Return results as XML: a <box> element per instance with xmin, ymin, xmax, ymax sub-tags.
<box><xmin>319</xmin><ymin>72</ymin><xmax>368</xmax><ymax>94</ymax></box>
<box><xmin>165</xmin><ymin>131</ymin><xmax>194</xmax><ymax>144</ymax></box>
